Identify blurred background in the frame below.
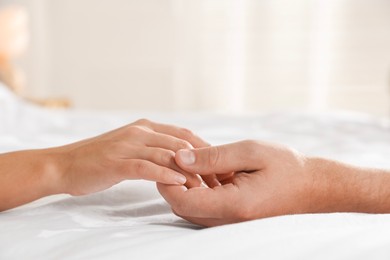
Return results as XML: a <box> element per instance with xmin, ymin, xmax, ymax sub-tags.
<box><xmin>1</xmin><ymin>0</ymin><xmax>390</xmax><ymax>115</ymax></box>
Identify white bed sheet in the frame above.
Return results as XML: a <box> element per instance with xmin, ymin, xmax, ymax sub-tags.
<box><xmin>1</xmin><ymin>90</ymin><xmax>390</xmax><ymax>259</ymax></box>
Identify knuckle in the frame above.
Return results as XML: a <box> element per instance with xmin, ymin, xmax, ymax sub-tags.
<box><xmin>159</xmin><ymin>150</ymin><xmax>175</xmax><ymax>166</ymax></box>
<box><xmin>179</xmin><ymin>127</ymin><xmax>194</xmax><ymax>139</ymax></box>
<box><xmin>125</xmin><ymin>125</ymin><xmax>145</xmax><ymax>136</ymax></box>
<box><xmin>134</xmin><ymin>118</ymin><xmax>151</xmax><ymax>126</ymax></box>
<box><xmin>176</xmin><ymin>140</ymin><xmax>192</xmax><ymax>150</ymax></box>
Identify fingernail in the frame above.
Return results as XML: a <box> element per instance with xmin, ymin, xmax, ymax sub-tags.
<box><xmin>175</xmin><ymin>174</ymin><xmax>187</xmax><ymax>184</ymax></box>
<box><xmin>177</xmin><ymin>149</ymin><xmax>195</xmax><ymax>165</ymax></box>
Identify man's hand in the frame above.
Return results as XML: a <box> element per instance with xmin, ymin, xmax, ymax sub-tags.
<box><xmin>0</xmin><ymin>119</ymin><xmax>209</xmax><ymax>211</ymax></box>
<box><xmin>158</xmin><ymin>140</ymin><xmax>390</xmax><ymax>227</ymax></box>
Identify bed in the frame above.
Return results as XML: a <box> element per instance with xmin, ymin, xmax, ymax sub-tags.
<box><xmin>1</xmin><ymin>84</ymin><xmax>390</xmax><ymax>259</ymax></box>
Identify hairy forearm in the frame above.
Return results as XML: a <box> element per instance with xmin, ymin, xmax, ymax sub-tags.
<box><xmin>308</xmin><ymin>157</ymin><xmax>390</xmax><ymax>214</ymax></box>
<box><xmin>0</xmin><ymin>148</ymin><xmax>62</xmax><ymax>211</ymax></box>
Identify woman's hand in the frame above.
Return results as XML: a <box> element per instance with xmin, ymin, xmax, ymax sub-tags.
<box><xmin>0</xmin><ymin>119</ymin><xmax>209</xmax><ymax>211</ymax></box>
<box><xmin>55</xmin><ymin>119</ymin><xmax>210</xmax><ymax>195</ymax></box>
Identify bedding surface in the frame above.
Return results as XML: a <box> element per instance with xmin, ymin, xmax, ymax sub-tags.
<box><xmin>1</xmin><ymin>93</ymin><xmax>390</xmax><ymax>259</ymax></box>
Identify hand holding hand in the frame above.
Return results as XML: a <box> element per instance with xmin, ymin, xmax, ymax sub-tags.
<box><xmin>157</xmin><ymin>140</ymin><xmax>312</xmax><ymax>226</ymax></box>
<box><xmin>158</xmin><ymin>140</ymin><xmax>388</xmax><ymax>227</ymax></box>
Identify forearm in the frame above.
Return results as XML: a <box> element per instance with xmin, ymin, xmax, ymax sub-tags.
<box><xmin>0</xmin><ymin>148</ymin><xmax>63</xmax><ymax>211</ymax></box>
<box><xmin>308</xmin><ymin>157</ymin><xmax>390</xmax><ymax>214</ymax></box>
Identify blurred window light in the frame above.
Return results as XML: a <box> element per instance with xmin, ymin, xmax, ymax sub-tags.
<box><xmin>225</xmin><ymin>0</ymin><xmax>246</xmax><ymax>113</ymax></box>
<box><xmin>308</xmin><ymin>0</ymin><xmax>334</xmax><ymax>111</ymax></box>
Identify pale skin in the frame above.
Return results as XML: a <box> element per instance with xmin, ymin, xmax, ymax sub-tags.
<box><xmin>158</xmin><ymin>140</ymin><xmax>390</xmax><ymax>227</ymax></box>
<box><xmin>0</xmin><ymin>119</ymin><xmax>212</xmax><ymax>212</ymax></box>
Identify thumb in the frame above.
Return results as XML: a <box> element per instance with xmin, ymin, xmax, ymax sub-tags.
<box><xmin>175</xmin><ymin>141</ymin><xmax>261</xmax><ymax>175</ymax></box>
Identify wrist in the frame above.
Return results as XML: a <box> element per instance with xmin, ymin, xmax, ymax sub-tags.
<box><xmin>37</xmin><ymin>148</ymin><xmax>67</xmax><ymax>196</ymax></box>
<box><xmin>306</xmin><ymin>157</ymin><xmax>390</xmax><ymax>214</ymax></box>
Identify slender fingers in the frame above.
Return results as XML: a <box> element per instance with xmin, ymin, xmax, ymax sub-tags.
<box><xmin>117</xmin><ymin>159</ymin><xmax>187</xmax><ymax>185</ymax></box>
<box><xmin>113</xmin><ymin>120</ymin><xmax>213</xmax><ymax>188</ymax></box>
<box><xmin>134</xmin><ymin>119</ymin><xmax>210</xmax><ymax>148</ymax></box>
<box><xmin>115</xmin><ymin>146</ymin><xmax>203</xmax><ymax>188</ymax></box>
<box><xmin>131</xmin><ymin>147</ymin><xmax>177</xmax><ymax>167</ymax></box>
<box><xmin>143</xmin><ymin>131</ymin><xmax>194</xmax><ymax>151</ymax></box>
<box><xmin>116</xmin><ymin>124</ymin><xmax>193</xmax><ymax>152</ymax></box>
<box><xmin>135</xmin><ymin>147</ymin><xmax>203</xmax><ymax>188</ymax></box>
<box><xmin>143</xmin><ymin>119</ymin><xmax>216</xmax><ymax>186</ymax></box>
